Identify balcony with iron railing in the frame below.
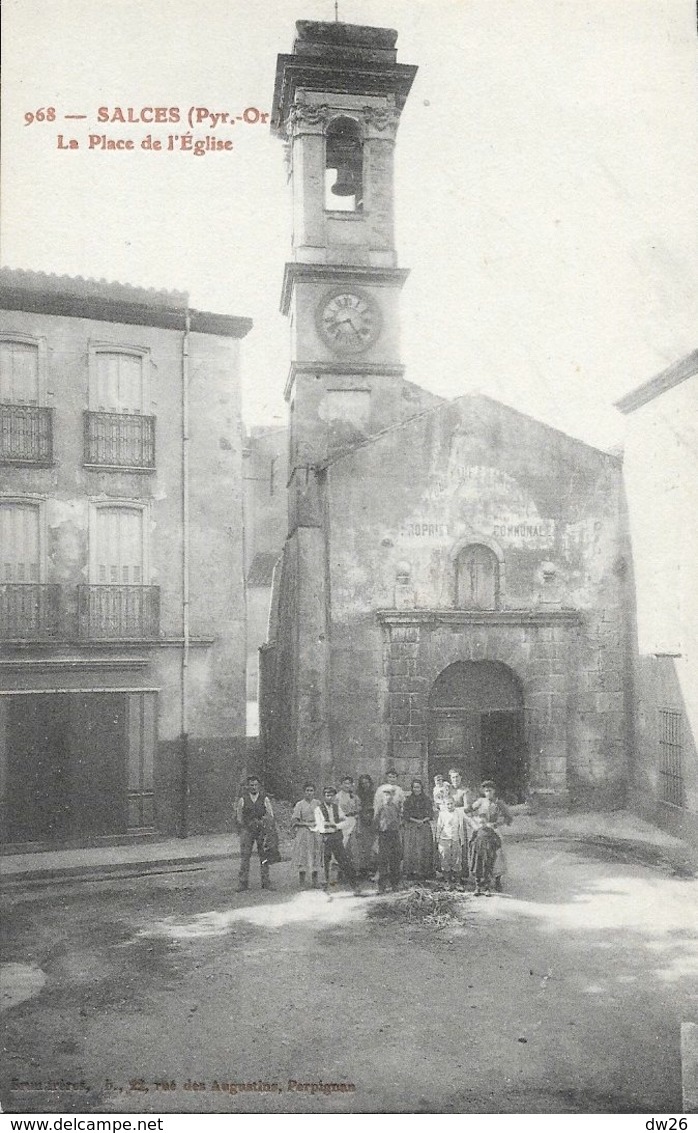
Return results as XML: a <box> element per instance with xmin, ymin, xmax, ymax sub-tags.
<box><xmin>84</xmin><ymin>411</ymin><xmax>155</xmax><ymax>469</ymax></box>
<box><xmin>0</xmin><ymin>583</ymin><xmax>61</xmax><ymax>640</ymax></box>
<box><xmin>0</xmin><ymin>404</ymin><xmax>53</xmax><ymax>464</ymax></box>
<box><xmin>77</xmin><ymin>584</ymin><xmax>160</xmax><ymax>640</ymax></box>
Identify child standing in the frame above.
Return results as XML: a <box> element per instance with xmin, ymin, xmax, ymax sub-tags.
<box><xmin>432</xmin><ymin>773</ymin><xmax>451</xmax><ymax>815</ymax></box>
<box><xmin>372</xmin><ymin>785</ymin><xmax>403</xmax><ymax>892</ymax></box>
<box><xmin>468</xmin><ymin>821</ymin><xmax>501</xmax><ymax>896</ymax></box>
<box><xmin>469</xmin><ymin>779</ymin><xmax>513</xmax><ymax>894</ymax></box>
<box><xmin>435</xmin><ymin>795</ymin><xmax>466</xmax><ymax>886</ymax></box>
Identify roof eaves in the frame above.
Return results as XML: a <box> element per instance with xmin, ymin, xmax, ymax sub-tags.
<box><xmin>615</xmin><ymin>350</ymin><xmax>698</xmax><ymax>414</ymax></box>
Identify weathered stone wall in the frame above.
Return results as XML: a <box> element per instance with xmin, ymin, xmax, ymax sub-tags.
<box><xmin>244</xmin><ymin>426</ymin><xmax>288</xmax><ymax>570</ymax></box>
<box><xmin>622</xmin><ymin>374</ymin><xmax>698</xmax><ymax>842</ymax></box>
<box><xmin>243</xmin><ymin>426</ymin><xmax>289</xmax><ymax>720</ymax></box>
<box><xmin>260</xmin><ymin>535</ymin><xmax>299</xmax><ymax>796</ymax></box>
<box><xmin>376</xmin><ymin>614</ymin><xmax>581</xmax><ymax>792</ymax></box>
<box><xmin>629</xmin><ymin>656</ymin><xmax>698</xmax><ymax>843</ymax></box>
<box><xmin>262</xmin><ymin>524</ymin><xmax>336</xmax><ymax>797</ymax></box>
<box><xmin>320</xmin><ymin>393</ymin><xmax>629</xmax><ymax>802</ymax></box>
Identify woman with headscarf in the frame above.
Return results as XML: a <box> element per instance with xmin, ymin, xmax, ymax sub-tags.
<box><xmin>350</xmin><ymin>773</ymin><xmax>377</xmax><ymax>879</ymax></box>
<box><xmin>402</xmin><ymin>778</ymin><xmax>434</xmax><ymax>880</ymax></box>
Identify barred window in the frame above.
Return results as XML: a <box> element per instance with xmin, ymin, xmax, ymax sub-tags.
<box><xmin>659</xmin><ymin>709</ymin><xmax>684</xmax><ymax>807</ymax></box>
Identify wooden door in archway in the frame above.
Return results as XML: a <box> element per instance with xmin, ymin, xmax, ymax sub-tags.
<box><xmin>428</xmin><ymin>661</ymin><xmax>527</xmax><ymax>802</ymax></box>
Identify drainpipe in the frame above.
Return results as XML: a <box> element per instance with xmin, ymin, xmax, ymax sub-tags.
<box><xmin>179</xmin><ymin>308</ymin><xmax>191</xmax><ymax>837</ymax></box>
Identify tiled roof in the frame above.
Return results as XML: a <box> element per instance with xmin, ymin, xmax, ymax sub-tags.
<box><xmin>0</xmin><ymin>267</ymin><xmax>252</xmax><ymax>339</ymax></box>
<box><xmin>0</xmin><ymin>268</ymin><xmax>188</xmax><ymax>308</ymax></box>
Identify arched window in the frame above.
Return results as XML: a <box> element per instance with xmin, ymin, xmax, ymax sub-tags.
<box><xmin>456</xmin><ymin>544</ymin><xmax>499</xmax><ymax>609</ymax></box>
<box><xmin>325</xmin><ymin>117</ymin><xmax>363</xmax><ymax>212</ymax></box>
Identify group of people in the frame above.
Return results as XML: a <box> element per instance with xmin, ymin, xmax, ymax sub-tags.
<box><xmin>289</xmin><ymin>767</ymin><xmax>513</xmax><ymax>897</ymax></box>
<box><xmin>235</xmin><ymin>768</ymin><xmax>513</xmax><ymax>897</ymax></box>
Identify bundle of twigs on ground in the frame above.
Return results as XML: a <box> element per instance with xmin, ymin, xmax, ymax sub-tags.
<box><xmin>367</xmin><ymin>884</ymin><xmax>465</xmax><ymax>928</ymax></box>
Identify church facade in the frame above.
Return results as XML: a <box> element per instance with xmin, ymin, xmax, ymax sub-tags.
<box><xmin>260</xmin><ymin>20</ymin><xmax>633</xmax><ymax>806</ymax></box>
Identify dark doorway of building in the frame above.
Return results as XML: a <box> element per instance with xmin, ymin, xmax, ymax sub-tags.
<box><xmin>428</xmin><ymin>661</ymin><xmax>526</xmax><ymax>802</ymax></box>
<box><xmin>3</xmin><ymin>693</ymin><xmax>129</xmax><ymax>843</ymax></box>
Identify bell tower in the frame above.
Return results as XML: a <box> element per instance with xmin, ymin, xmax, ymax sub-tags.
<box><xmin>268</xmin><ymin>21</ymin><xmax>416</xmax><ymax>786</ymax></box>
<box><xmin>271</xmin><ymin>20</ymin><xmax>417</xmax><ymax>529</ymax></box>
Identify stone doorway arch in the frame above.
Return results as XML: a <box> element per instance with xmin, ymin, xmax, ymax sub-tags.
<box><xmin>428</xmin><ymin>660</ymin><xmax>526</xmax><ymax>802</ymax></box>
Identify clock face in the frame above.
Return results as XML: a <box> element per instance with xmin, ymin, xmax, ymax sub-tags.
<box><xmin>317</xmin><ymin>291</ymin><xmax>380</xmax><ymax>354</ymax></box>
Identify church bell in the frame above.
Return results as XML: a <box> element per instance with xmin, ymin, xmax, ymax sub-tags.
<box><xmin>326</xmin><ymin>121</ymin><xmax>362</xmax><ymax>198</ymax></box>
<box><xmin>330</xmin><ymin>160</ymin><xmax>358</xmax><ymax>197</ymax></box>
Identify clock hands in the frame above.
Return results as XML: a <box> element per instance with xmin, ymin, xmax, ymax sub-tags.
<box><xmin>319</xmin><ymin>292</ymin><xmax>378</xmax><ymax>351</ymax></box>
<box><xmin>325</xmin><ymin>308</ymin><xmax>368</xmax><ymax>336</ymax></box>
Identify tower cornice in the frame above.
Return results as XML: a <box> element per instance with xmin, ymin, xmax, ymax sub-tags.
<box><xmin>283</xmin><ymin>359</ymin><xmax>406</xmax><ymax>402</ymax></box>
<box><xmin>271</xmin><ymin>21</ymin><xmax>417</xmax><ymax>139</ymax></box>
<box><xmin>280</xmin><ymin>262</ymin><xmax>410</xmax><ymax>316</ymax></box>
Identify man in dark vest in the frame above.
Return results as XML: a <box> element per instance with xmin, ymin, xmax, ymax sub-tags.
<box><xmin>313</xmin><ymin>786</ymin><xmax>360</xmax><ymax>893</ymax></box>
<box><xmin>235</xmin><ymin>774</ymin><xmax>275</xmax><ymax>892</ymax></box>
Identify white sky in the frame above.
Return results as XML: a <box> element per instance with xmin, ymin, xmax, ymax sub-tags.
<box><xmin>2</xmin><ymin>0</ymin><xmax>697</xmax><ymax>447</ymax></box>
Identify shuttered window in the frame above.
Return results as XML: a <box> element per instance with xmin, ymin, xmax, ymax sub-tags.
<box><xmin>0</xmin><ymin>502</ymin><xmax>40</xmax><ymax>582</ymax></box>
<box><xmin>95</xmin><ymin>351</ymin><xmax>144</xmax><ymax>414</ymax></box>
<box><xmin>94</xmin><ymin>506</ymin><xmax>144</xmax><ymax>584</ymax></box>
<box><xmin>0</xmin><ymin>341</ymin><xmax>40</xmax><ymax>404</ymax></box>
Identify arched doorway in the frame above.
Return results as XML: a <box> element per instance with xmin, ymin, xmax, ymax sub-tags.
<box><xmin>428</xmin><ymin>661</ymin><xmax>526</xmax><ymax>802</ymax></box>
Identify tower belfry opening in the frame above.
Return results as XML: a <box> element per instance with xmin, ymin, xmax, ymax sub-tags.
<box><xmin>325</xmin><ymin>116</ymin><xmax>363</xmax><ymax>211</ymax></box>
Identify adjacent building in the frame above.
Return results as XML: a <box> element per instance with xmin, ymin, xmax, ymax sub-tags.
<box><xmin>0</xmin><ymin>269</ymin><xmax>251</xmax><ymax>847</ymax></box>
<box><xmin>617</xmin><ymin>351</ymin><xmax>698</xmax><ymax>842</ymax></box>
<box><xmin>260</xmin><ymin>21</ymin><xmax>633</xmax><ymax>805</ymax></box>
<box><xmin>243</xmin><ymin>424</ymin><xmax>288</xmax><ymax>735</ymax></box>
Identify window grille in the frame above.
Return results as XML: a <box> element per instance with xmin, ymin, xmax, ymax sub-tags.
<box><xmin>84</xmin><ymin>411</ymin><xmax>155</xmax><ymax>468</ymax></box>
<box><xmin>659</xmin><ymin>709</ymin><xmax>684</xmax><ymax>807</ymax></box>
<box><xmin>0</xmin><ymin>404</ymin><xmax>53</xmax><ymax>463</ymax></box>
<box><xmin>77</xmin><ymin>584</ymin><xmax>160</xmax><ymax>640</ymax></box>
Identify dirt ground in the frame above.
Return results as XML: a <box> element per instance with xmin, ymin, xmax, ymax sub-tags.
<box><xmin>1</xmin><ymin>815</ymin><xmax>697</xmax><ymax>1114</ymax></box>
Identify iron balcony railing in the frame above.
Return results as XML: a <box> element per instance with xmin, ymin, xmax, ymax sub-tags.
<box><xmin>0</xmin><ymin>404</ymin><xmax>53</xmax><ymax>464</ymax></box>
<box><xmin>77</xmin><ymin>584</ymin><xmax>160</xmax><ymax>640</ymax></box>
<box><xmin>0</xmin><ymin>583</ymin><xmax>61</xmax><ymax>640</ymax></box>
<box><xmin>84</xmin><ymin>411</ymin><xmax>155</xmax><ymax>469</ymax></box>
